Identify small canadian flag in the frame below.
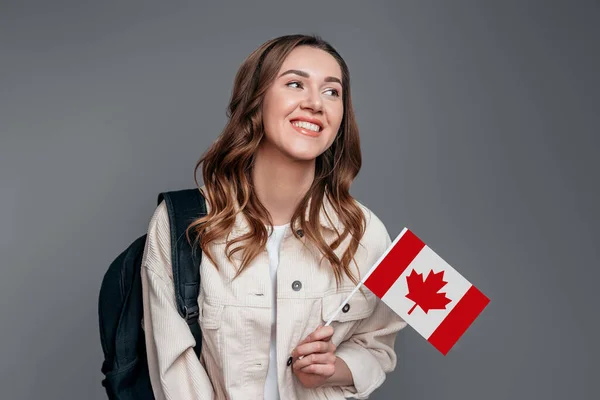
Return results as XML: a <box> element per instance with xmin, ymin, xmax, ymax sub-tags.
<box><xmin>326</xmin><ymin>227</ymin><xmax>490</xmax><ymax>355</ymax></box>
<box><xmin>365</xmin><ymin>228</ymin><xmax>489</xmax><ymax>355</ymax></box>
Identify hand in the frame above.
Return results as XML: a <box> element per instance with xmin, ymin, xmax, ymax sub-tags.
<box><xmin>291</xmin><ymin>325</ymin><xmax>337</xmax><ymax>389</ymax></box>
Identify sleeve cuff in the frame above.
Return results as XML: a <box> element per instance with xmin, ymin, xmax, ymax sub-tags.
<box><xmin>335</xmin><ymin>341</ymin><xmax>386</xmax><ymax>399</ymax></box>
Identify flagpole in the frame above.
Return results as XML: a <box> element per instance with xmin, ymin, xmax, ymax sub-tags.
<box><xmin>324</xmin><ymin>281</ymin><xmax>364</xmax><ymax>326</ymax></box>
<box><xmin>324</xmin><ymin>227</ymin><xmax>408</xmax><ymax>327</ymax></box>
<box><xmin>323</xmin><ymin>253</ymin><xmax>381</xmax><ymax>327</ymax></box>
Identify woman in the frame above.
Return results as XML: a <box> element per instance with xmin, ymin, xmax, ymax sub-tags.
<box><xmin>140</xmin><ymin>34</ymin><xmax>407</xmax><ymax>400</ymax></box>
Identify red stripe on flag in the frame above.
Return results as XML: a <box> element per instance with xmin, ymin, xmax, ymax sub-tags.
<box><xmin>428</xmin><ymin>285</ymin><xmax>490</xmax><ymax>355</ymax></box>
<box><xmin>363</xmin><ymin>229</ymin><xmax>425</xmax><ymax>298</ymax></box>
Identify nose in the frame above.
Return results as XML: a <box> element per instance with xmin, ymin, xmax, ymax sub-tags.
<box><xmin>300</xmin><ymin>88</ymin><xmax>322</xmax><ymax>113</ymax></box>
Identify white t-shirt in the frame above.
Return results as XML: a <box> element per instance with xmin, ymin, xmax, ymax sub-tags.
<box><xmin>263</xmin><ymin>223</ymin><xmax>289</xmax><ymax>400</ymax></box>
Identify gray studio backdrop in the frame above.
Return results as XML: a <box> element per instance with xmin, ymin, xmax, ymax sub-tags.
<box><xmin>1</xmin><ymin>1</ymin><xmax>598</xmax><ymax>399</ymax></box>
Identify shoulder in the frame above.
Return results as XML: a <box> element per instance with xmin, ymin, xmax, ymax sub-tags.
<box><xmin>354</xmin><ymin>199</ymin><xmax>392</xmax><ymax>260</ymax></box>
<box><xmin>141</xmin><ymin>200</ymin><xmax>174</xmax><ymax>281</ymax></box>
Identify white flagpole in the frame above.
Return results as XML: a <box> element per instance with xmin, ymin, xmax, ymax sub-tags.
<box><xmin>296</xmin><ymin>228</ymin><xmax>408</xmax><ymax>360</ymax></box>
<box><xmin>324</xmin><ymin>281</ymin><xmax>365</xmax><ymax>326</ymax></box>
<box><xmin>323</xmin><ymin>250</ymin><xmax>384</xmax><ymax>326</ymax></box>
<box><xmin>324</xmin><ymin>227</ymin><xmax>408</xmax><ymax>327</ymax></box>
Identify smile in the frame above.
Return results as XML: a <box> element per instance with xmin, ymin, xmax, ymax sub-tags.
<box><xmin>290</xmin><ymin>120</ymin><xmax>322</xmax><ymax>137</ymax></box>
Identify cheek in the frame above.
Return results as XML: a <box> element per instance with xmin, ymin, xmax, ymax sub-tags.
<box><xmin>262</xmin><ymin>99</ymin><xmax>279</xmax><ymax>136</ymax></box>
<box><xmin>328</xmin><ymin>103</ymin><xmax>344</xmax><ymax>130</ymax></box>
<box><xmin>263</xmin><ymin>92</ymin><xmax>297</xmax><ymax>130</ymax></box>
<box><xmin>278</xmin><ymin>95</ymin><xmax>300</xmax><ymax>117</ymax></box>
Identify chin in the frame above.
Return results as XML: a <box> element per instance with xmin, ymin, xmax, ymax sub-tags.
<box><xmin>286</xmin><ymin>149</ymin><xmax>321</xmax><ymax>162</ymax></box>
<box><xmin>289</xmin><ymin>153</ymin><xmax>318</xmax><ymax>162</ymax></box>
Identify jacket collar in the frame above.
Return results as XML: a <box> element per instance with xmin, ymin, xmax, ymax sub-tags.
<box><xmin>198</xmin><ymin>185</ymin><xmax>344</xmax><ymax>238</ymax></box>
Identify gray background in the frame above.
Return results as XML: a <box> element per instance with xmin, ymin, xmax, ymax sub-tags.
<box><xmin>1</xmin><ymin>0</ymin><xmax>598</xmax><ymax>399</ymax></box>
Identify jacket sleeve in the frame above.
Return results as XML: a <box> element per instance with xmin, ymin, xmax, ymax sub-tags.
<box><xmin>141</xmin><ymin>201</ymin><xmax>215</xmax><ymax>400</ymax></box>
<box><xmin>334</xmin><ymin>219</ymin><xmax>408</xmax><ymax>399</ymax></box>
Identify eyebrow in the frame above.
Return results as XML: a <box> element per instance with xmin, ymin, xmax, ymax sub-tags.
<box><xmin>278</xmin><ymin>69</ymin><xmax>342</xmax><ymax>85</ymax></box>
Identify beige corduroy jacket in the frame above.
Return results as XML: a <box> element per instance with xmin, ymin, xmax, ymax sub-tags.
<box><xmin>140</xmin><ymin>186</ymin><xmax>407</xmax><ymax>400</ymax></box>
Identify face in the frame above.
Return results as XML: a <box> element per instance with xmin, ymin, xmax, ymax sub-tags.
<box><xmin>261</xmin><ymin>45</ymin><xmax>344</xmax><ymax>162</ymax></box>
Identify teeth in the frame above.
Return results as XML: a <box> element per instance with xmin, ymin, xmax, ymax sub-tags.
<box><xmin>292</xmin><ymin>120</ymin><xmax>321</xmax><ymax>132</ymax></box>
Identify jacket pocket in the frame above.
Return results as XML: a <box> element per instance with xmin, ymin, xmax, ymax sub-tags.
<box><xmin>198</xmin><ymin>299</ymin><xmax>223</xmax><ymax>362</ymax></box>
<box><xmin>321</xmin><ymin>289</ymin><xmax>377</xmax><ymax>324</ymax></box>
<box><xmin>199</xmin><ymin>300</ymin><xmax>223</xmax><ymax>329</ymax></box>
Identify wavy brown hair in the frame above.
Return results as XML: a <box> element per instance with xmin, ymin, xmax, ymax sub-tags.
<box><xmin>186</xmin><ymin>34</ymin><xmax>367</xmax><ymax>288</ymax></box>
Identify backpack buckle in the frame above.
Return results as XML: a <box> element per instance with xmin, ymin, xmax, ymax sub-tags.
<box><xmin>184</xmin><ymin>305</ymin><xmax>199</xmax><ymax>321</ymax></box>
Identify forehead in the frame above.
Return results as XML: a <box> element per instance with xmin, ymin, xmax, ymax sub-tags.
<box><xmin>279</xmin><ymin>45</ymin><xmax>342</xmax><ymax>81</ymax></box>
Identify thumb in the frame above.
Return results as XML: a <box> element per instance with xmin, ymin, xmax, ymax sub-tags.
<box><xmin>300</xmin><ymin>324</ymin><xmax>323</xmax><ymax>345</ymax></box>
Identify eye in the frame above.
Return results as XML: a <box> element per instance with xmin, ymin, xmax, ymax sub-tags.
<box><xmin>324</xmin><ymin>88</ymin><xmax>340</xmax><ymax>97</ymax></box>
<box><xmin>286</xmin><ymin>81</ymin><xmax>303</xmax><ymax>89</ymax></box>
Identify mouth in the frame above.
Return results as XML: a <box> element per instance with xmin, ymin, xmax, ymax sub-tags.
<box><xmin>290</xmin><ymin>118</ymin><xmax>323</xmax><ymax>137</ymax></box>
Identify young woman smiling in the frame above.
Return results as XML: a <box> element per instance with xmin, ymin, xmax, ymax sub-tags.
<box><xmin>140</xmin><ymin>34</ymin><xmax>407</xmax><ymax>400</ymax></box>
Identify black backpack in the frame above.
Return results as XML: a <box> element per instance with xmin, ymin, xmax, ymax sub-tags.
<box><xmin>98</xmin><ymin>188</ymin><xmax>207</xmax><ymax>399</ymax></box>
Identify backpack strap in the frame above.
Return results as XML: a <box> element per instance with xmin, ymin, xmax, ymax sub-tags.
<box><xmin>157</xmin><ymin>188</ymin><xmax>207</xmax><ymax>358</ymax></box>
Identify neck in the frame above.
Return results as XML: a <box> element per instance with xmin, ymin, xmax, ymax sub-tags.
<box><xmin>252</xmin><ymin>142</ymin><xmax>315</xmax><ymax>226</ymax></box>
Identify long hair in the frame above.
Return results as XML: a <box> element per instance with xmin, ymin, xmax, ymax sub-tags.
<box><xmin>186</xmin><ymin>34</ymin><xmax>366</xmax><ymax>288</ymax></box>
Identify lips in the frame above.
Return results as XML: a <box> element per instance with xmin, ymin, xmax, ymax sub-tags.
<box><xmin>289</xmin><ymin>117</ymin><xmax>324</xmax><ymax>130</ymax></box>
<box><xmin>290</xmin><ymin>120</ymin><xmax>321</xmax><ymax>137</ymax></box>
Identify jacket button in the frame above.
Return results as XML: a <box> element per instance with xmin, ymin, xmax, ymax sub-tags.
<box><xmin>292</xmin><ymin>280</ymin><xmax>302</xmax><ymax>291</ymax></box>
<box><xmin>287</xmin><ymin>356</ymin><xmax>293</xmax><ymax>366</ymax></box>
<box><xmin>296</xmin><ymin>229</ymin><xmax>304</xmax><ymax>238</ymax></box>
<box><xmin>342</xmin><ymin>303</ymin><xmax>350</xmax><ymax>313</ymax></box>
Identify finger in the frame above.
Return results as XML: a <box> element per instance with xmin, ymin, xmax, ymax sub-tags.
<box><xmin>303</xmin><ymin>325</ymin><xmax>334</xmax><ymax>344</ymax></box>
<box><xmin>293</xmin><ymin>340</ymin><xmax>336</xmax><ymax>358</ymax></box>
<box><xmin>314</xmin><ymin>325</ymin><xmax>333</xmax><ymax>338</ymax></box>
<box><xmin>293</xmin><ymin>341</ymin><xmax>334</xmax><ymax>358</ymax></box>
<box><xmin>293</xmin><ymin>353</ymin><xmax>337</xmax><ymax>370</ymax></box>
<box><xmin>298</xmin><ymin>362</ymin><xmax>336</xmax><ymax>377</ymax></box>
<box><xmin>298</xmin><ymin>325</ymin><xmax>323</xmax><ymax>346</ymax></box>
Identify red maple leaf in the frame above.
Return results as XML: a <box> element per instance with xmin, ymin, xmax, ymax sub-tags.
<box><xmin>405</xmin><ymin>269</ymin><xmax>452</xmax><ymax>315</ymax></box>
